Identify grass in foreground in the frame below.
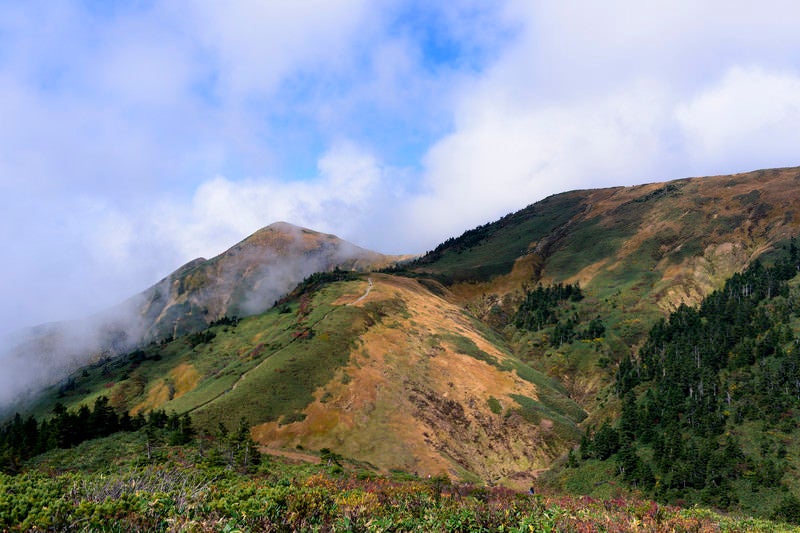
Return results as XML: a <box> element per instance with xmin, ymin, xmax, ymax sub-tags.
<box><xmin>2</xmin><ymin>431</ymin><xmax>797</xmax><ymax>532</ymax></box>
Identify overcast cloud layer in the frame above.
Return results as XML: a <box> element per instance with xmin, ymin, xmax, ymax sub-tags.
<box><xmin>2</xmin><ymin>1</ymin><xmax>800</xmax><ymax>335</ymax></box>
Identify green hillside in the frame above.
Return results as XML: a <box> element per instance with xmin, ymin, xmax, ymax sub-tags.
<box><xmin>5</xmin><ymin>167</ymin><xmax>800</xmax><ymax>527</ymax></box>
<box><xmin>12</xmin><ymin>272</ymin><xmax>586</xmax><ymax>484</ymax></box>
<box><xmin>558</xmin><ymin>249</ymin><xmax>800</xmax><ymax>521</ymax></box>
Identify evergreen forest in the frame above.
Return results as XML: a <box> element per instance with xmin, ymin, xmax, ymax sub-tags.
<box><xmin>579</xmin><ymin>240</ymin><xmax>800</xmax><ymax>523</ymax></box>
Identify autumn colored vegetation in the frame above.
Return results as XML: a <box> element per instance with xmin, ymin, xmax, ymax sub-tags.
<box><xmin>1</xmin><ymin>429</ymin><xmax>794</xmax><ymax>532</ymax></box>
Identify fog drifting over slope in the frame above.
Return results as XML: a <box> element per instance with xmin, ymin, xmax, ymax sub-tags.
<box><xmin>0</xmin><ymin>223</ymin><xmax>396</xmax><ymax>410</ymax></box>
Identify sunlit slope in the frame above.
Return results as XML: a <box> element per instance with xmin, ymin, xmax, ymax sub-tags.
<box><xmin>30</xmin><ymin>274</ymin><xmax>584</xmax><ymax>482</ymax></box>
<box><xmin>405</xmin><ymin>167</ymin><xmax>800</xmax><ymax>422</ymax></box>
<box><xmin>417</xmin><ymin>167</ymin><xmax>800</xmax><ymax>312</ymax></box>
<box><xmin>249</xmin><ymin>274</ymin><xmax>585</xmax><ymax>483</ymax></box>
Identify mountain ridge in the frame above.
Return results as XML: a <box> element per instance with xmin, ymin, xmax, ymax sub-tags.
<box><xmin>132</xmin><ymin>220</ymin><xmax>405</xmax><ymax>342</ymax></box>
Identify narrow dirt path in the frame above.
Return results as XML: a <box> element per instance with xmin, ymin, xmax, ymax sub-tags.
<box><xmin>348</xmin><ymin>277</ymin><xmax>373</xmax><ymax>306</ymax></box>
<box><xmin>187</xmin><ymin>277</ymin><xmax>375</xmax><ymax>413</ymax></box>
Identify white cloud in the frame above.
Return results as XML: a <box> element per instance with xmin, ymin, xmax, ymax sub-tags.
<box><xmin>499</xmin><ymin>1</ymin><xmax>800</xmax><ymax>99</ymax></box>
<box><xmin>185</xmin><ymin>0</ymin><xmax>373</xmax><ymax>100</ymax></box>
<box><xmin>406</xmin><ymin>81</ymin><xmax>672</xmax><ymax>241</ymax></box>
<box><xmin>3</xmin><ymin>0</ymin><xmax>800</xmax><ymax>340</ymax></box>
<box><xmin>0</xmin><ymin>139</ymin><xmax>391</xmax><ymax>338</ymax></box>
<box><xmin>397</xmin><ymin>1</ymin><xmax>800</xmax><ymax>243</ymax></box>
<box><xmin>96</xmin><ymin>37</ymin><xmax>196</xmax><ymax>107</ymax></box>
<box><xmin>81</xmin><ymin>199</ymin><xmax>137</xmax><ymax>265</ymax></box>
<box><xmin>676</xmin><ymin>66</ymin><xmax>800</xmax><ymax>173</ymax></box>
<box><xmin>130</xmin><ymin>140</ymin><xmax>386</xmax><ymax>267</ymax></box>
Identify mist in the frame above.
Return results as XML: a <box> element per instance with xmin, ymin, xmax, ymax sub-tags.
<box><xmin>0</xmin><ymin>305</ymin><xmax>147</xmax><ymax>411</ymax></box>
<box><xmin>0</xmin><ymin>222</ymin><xmax>395</xmax><ymax>413</ymax></box>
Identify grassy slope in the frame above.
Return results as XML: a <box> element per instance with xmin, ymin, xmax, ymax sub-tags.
<box><xmin>250</xmin><ymin>274</ymin><xmax>587</xmax><ymax>484</ymax></box>
<box><xmin>420</xmin><ymin>167</ymin><xmax>800</xmax><ymax>305</ymax></box>
<box><xmin>412</xmin><ymin>168</ymin><xmax>800</xmax><ymax>406</ymax></box>
<box><xmin>20</xmin><ymin>274</ymin><xmax>587</xmax><ymax>485</ymax></box>
<box><xmin>416</xmin><ymin>191</ymin><xmax>588</xmax><ymax>282</ymax></box>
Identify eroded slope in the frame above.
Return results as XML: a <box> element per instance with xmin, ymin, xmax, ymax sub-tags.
<box><xmin>250</xmin><ymin>274</ymin><xmax>585</xmax><ymax>484</ymax></box>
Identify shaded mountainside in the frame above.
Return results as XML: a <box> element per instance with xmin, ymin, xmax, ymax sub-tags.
<box><xmin>7</xmin><ymin>166</ymin><xmax>800</xmax><ymax>514</ymax></box>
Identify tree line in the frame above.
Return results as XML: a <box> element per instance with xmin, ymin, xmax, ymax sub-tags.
<box><xmin>579</xmin><ymin>239</ymin><xmax>800</xmax><ymax>517</ymax></box>
<box><xmin>0</xmin><ymin>397</ymin><xmax>193</xmax><ymax>473</ymax></box>
<box><xmin>513</xmin><ymin>282</ymin><xmax>606</xmax><ymax>347</ymax></box>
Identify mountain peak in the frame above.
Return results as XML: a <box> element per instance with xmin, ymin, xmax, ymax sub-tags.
<box><xmin>264</xmin><ymin>220</ymin><xmax>303</xmax><ymax>231</ymax></box>
<box><xmin>229</xmin><ymin>222</ymin><xmax>347</xmax><ymax>258</ymax></box>
<box><xmin>131</xmin><ymin>221</ymin><xmax>402</xmax><ymax>342</ymax></box>
<box><xmin>259</xmin><ymin>221</ymin><xmax>304</xmax><ymax>235</ymax></box>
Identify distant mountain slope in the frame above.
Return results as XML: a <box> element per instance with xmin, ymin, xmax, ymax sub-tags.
<box><xmin>133</xmin><ymin>221</ymin><xmax>404</xmax><ymax>342</ymax></box>
<box><xmin>415</xmin><ymin>167</ymin><xmax>800</xmax><ymax>312</ymax></box>
<box><xmin>0</xmin><ymin>223</ymin><xmax>402</xmax><ymax>409</ymax></box>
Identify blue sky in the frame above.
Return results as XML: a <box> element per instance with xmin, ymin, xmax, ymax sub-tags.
<box><xmin>2</xmin><ymin>0</ymin><xmax>800</xmax><ymax>334</ymax></box>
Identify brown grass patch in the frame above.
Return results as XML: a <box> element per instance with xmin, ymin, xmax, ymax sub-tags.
<box><xmin>170</xmin><ymin>363</ymin><xmax>200</xmax><ymax>398</ymax></box>
<box><xmin>131</xmin><ymin>381</ymin><xmax>172</xmax><ymax>416</ymax></box>
<box><xmin>127</xmin><ymin>363</ymin><xmax>198</xmax><ymax>416</ymax></box>
<box><xmin>566</xmin><ymin>258</ymin><xmax>611</xmax><ymax>289</ymax></box>
<box><xmin>446</xmin><ymin>254</ymin><xmax>544</xmax><ymax>304</ymax></box>
<box><xmin>655</xmin><ymin>241</ymin><xmax>759</xmax><ymax>311</ymax></box>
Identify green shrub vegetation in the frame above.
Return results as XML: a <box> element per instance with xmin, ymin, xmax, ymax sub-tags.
<box><xmin>0</xmin><ymin>425</ymin><xmax>793</xmax><ymax>531</ymax></box>
<box><xmin>513</xmin><ymin>282</ymin><xmax>583</xmax><ymax>332</ymax></box>
<box><xmin>487</xmin><ymin>396</ymin><xmax>503</xmax><ymax>415</ymax></box>
<box><xmin>576</xmin><ymin>245</ymin><xmax>800</xmax><ymax>520</ymax></box>
<box><xmin>408</xmin><ymin>192</ymin><xmax>587</xmax><ymax>282</ymax></box>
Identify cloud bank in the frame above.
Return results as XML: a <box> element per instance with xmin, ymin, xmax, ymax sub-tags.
<box><xmin>1</xmin><ymin>1</ymin><xmax>800</xmax><ymax>335</ymax></box>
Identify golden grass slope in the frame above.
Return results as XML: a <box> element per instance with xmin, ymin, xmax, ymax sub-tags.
<box><xmin>253</xmin><ymin>274</ymin><xmax>584</xmax><ymax>486</ymax></box>
<box><xmin>567</xmin><ymin>168</ymin><xmax>800</xmax><ymax>308</ymax></box>
<box><xmin>130</xmin><ymin>363</ymin><xmax>200</xmax><ymax>416</ymax></box>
